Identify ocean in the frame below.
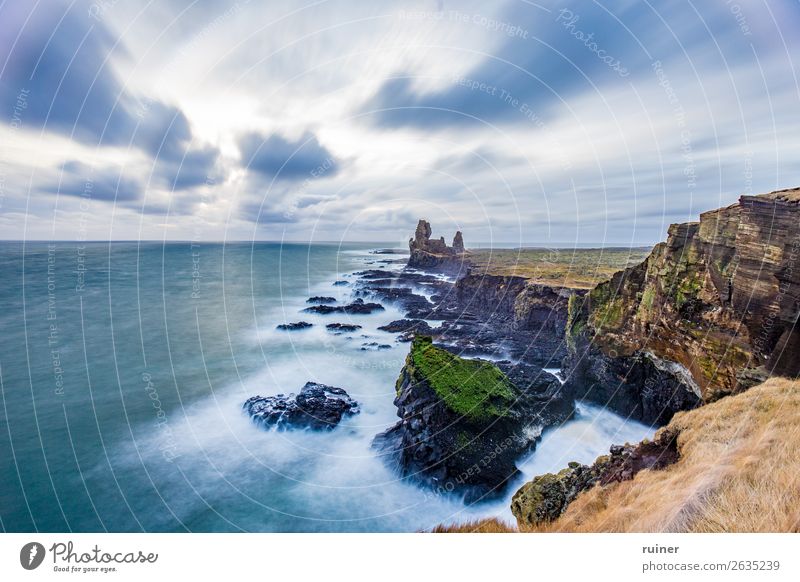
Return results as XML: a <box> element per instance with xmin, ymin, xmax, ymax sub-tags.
<box><xmin>0</xmin><ymin>241</ymin><xmax>652</xmax><ymax>532</ymax></box>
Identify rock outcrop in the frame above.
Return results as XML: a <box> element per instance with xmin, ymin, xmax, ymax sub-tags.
<box><xmin>511</xmin><ymin>427</ymin><xmax>680</xmax><ymax>527</ymax></box>
<box><xmin>243</xmin><ymin>382</ymin><xmax>359</xmax><ymax>430</ymax></box>
<box><xmin>303</xmin><ymin>298</ymin><xmax>385</xmax><ymax>315</ymax></box>
<box><xmin>564</xmin><ymin>188</ymin><xmax>800</xmax><ymax>424</ymax></box>
<box><xmin>407</xmin><ymin>219</ymin><xmax>469</xmax><ymax>273</ymax></box>
<box><xmin>508</xmin><ymin>377</ymin><xmax>800</xmax><ymax>532</ymax></box>
<box><xmin>373</xmin><ymin>337</ymin><xmax>573</xmax><ymax>502</ymax></box>
<box><xmin>276</xmin><ymin>321</ymin><xmax>313</xmax><ymax>331</ymax></box>
<box><xmin>435</xmin><ymin>274</ymin><xmax>578</xmax><ymax>367</ymax></box>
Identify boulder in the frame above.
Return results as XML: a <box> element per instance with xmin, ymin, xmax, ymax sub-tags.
<box><xmin>326</xmin><ymin>323</ymin><xmax>362</xmax><ymax>333</ymax></box>
<box><xmin>307</xmin><ymin>296</ymin><xmax>337</xmax><ymax>304</ymax></box>
<box><xmin>303</xmin><ymin>298</ymin><xmax>385</xmax><ymax>315</ymax></box>
<box><xmin>276</xmin><ymin>321</ymin><xmax>313</xmax><ymax>331</ymax></box>
<box><xmin>243</xmin><ymin>382</ymin><xmax>359</xmax><ymax>431</ymax></box>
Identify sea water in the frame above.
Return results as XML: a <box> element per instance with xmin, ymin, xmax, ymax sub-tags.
<box><xmin>0</xmin><ymin>242</ymin><xmax>652</xmax><ymax>532</ymax></box>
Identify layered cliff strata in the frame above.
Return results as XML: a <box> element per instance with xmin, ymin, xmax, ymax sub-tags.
<box><xmin>564</xmin><ymin>188</ymin><xmax>800</xmax><ymax>424</ymax></box>
<box><xmin>373</xmin><ymin>336</ymin><xmax>573</xmax><ymax>502</ymax></box>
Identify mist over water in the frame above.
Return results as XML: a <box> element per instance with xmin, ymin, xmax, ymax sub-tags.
<box><xmin>0</xmin><ymin>242</ymin><xmax>652</xmax><ymax>532</ymax></box>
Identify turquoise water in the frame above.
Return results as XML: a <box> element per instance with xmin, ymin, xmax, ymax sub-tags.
<box><xmin>0</xmin><ymin>242</ymin><xmax>651</xmax><ymax>532</ymax></box>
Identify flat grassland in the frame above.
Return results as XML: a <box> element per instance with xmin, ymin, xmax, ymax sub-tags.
<box><xmin>467</xmin><ymin>246</ymin><xmax>653</xmax><ymax>289</ymax></box>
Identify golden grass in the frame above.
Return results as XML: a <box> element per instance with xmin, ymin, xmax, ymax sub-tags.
<box><xmin>468</xmin><ymin>247</ymin><xmax>651</xmax><ymax>289</ymax></box>
<box><xmin>433</xmin><ymin>378</ymin><xmax>800</xmax><ymax>533</ymax></box>
<box><xmin>531</xmin><ymin>377</ymin><xmax>800</xmax><ymax>532</ymax></box>
<box><xmin>430</xmin><ymin>518</ymin><xmax>517</xmax><ymax>533</ymax></box>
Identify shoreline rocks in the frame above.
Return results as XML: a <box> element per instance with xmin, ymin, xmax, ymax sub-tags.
<box><xmin>276</xmin><ymin>321</ymin><xmax>313</xmax><ymax>331</ymax></box>
<box><xmin>326</xmin><ymin>323</ymin><xmax>362</xmax><ymax>333</ymax></box>
<box><xmin>243</xmin><ymin>382</ymin><xmax>359</xmax><ymax>431</ymax></box>
<box><xmin>303</xmin><ymin>298</ymin><xmax>385</xmax><ymax>315</ymax></box>
<box><xmin>307</xmin><ymin>296</ymin><xmax>337</xmax><ymax>304</ymax></box>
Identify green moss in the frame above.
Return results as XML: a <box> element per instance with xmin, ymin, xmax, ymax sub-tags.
<box><xmin>674</xmin><ymin>272</ymin><xmax>703</xmax><ymax>308</ymax></box>
<box><xmin>591</xmin><ymin>297</ymin><xmax>624</xmax><ymax>330</ymax></box>
<box><xmin>566</xmin><ymin>293</ymin><xmax>587</xmax><ymax>348</ymax></box>
<box><xmin>636</xmin><ymin>285</ymin><xmax>657</xmax><ymax>321</ymax></box>
<box><xmin>583</xmin><ymin>282</ymin><xmax>624</xmax><ymax>330</ymax></box>
<box><xmin>408</xmin><ymin>337</ymin><xmax>516</xmax><ymax>421</ymax></box>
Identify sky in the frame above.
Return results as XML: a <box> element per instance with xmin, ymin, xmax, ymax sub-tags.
<box><xmin>0</xmin><ymin>0</ymin><xmax>798</xmax><ymax>245</ymax></box>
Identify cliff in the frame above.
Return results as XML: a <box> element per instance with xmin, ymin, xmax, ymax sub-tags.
<box><xmin>407</xmin><ymin>219</ymin><xmax>469</xmax><ymax>273</ymax></box>
<box><xmin>564</xmin><ymin>188</ymin><xmax>800</xmax><ymax>424</ymax></box>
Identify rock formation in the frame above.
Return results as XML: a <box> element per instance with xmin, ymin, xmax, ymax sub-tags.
<box><xmin>303</xmin><ymin>298</ymin><xmax>385</xmax><ymax>314</ymax></box>
<box><xmin>511</xmin><ymin>427</ymin><xmax>680</xmax><ymax>527</ymax></box>
<box><xmin>508</xmin><ymin>377</ymin><xmax>800</xmax><ymax>532</ymax></box>
<box><xmin>243</xmin><ymin>382</ymin><xmax>359</xmax><ymax>430</ymax></box>
<box><xmin>373</xmin><ymin>336</ymin><xmax>573</xmax><ymax>502</ymax></box>
<box><xmin>563</xmin><ymin>188</ymin><xmax>800</xmax><ymax>424</ymax></box>
<box><xmin>407</xmin><ymin>219</ymin><xmax>469</xmax><ymax>273</ymax></box>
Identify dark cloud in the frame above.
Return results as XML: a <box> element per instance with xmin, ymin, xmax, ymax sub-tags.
<box><xmin>0</xmin><ymin>2</ymin><xmax>219</xmax><ymax>167</ymax></box>
<box><xmin>361</xmin><ymin>1</ymin><xmax>758</xmax><ymax>129</ymax></box>
<box><xmin>157</xmin><ymin>145</ymin><xmax>220</xmax><ymax>191</ymax></box>
<box><xmin>239</xmin><ymin>131</ymin><xmax>338</xmax><ymax>181</ymax></box>
<box><xmin>49</xmin><ymin>161</ymin><xmax>142</xmax><ymax>202</ymax></box>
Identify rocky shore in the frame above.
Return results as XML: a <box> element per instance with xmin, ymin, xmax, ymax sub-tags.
<box><xmin>243</xmin><ymin>192</ymin><xmax>799</xmax><ymax>525</ymax></box>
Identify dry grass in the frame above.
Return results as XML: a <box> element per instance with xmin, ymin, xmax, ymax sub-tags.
<box><xmin>433</xmin><ymin>378</ymin><xmax>800</xmax><ymax>533</ymax></box>
<box><xmin>468</xmin><ymin>247</ymin><xmax>651</xmax><ymax>289</ymax></box>
<box><xmin>529</xmin><ymin>377</ymin><xmax>800</xmax><ymax>532</ymax></box>
<box><xmin>431</xmin><ymin>518</ymin><xmax>517</xmax><ymax>533</ymax></box>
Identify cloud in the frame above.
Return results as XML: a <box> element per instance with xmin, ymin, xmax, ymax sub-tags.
<box><xmin>0</xmin><ymin>2</ymin><xmax>219</xmax><ymax>166</ymax></box>
<box><xmin>359</xmin><ymin>1</ymin><xmax>773</xmax><ymax>130</ymax></box>
<box><xmin>239</xmin><ymin>131</ymin><xmax>338</xmax><ymax>181</ymax></box>
<box><xmin>48</xmin><ymin>161</ymin><xmax>142</xmax><ymax>202</ymax></box>
<box><xmin>156</xmin><ymin>145</ymin><xmax>220</xmax><ymax>191</ymax></box>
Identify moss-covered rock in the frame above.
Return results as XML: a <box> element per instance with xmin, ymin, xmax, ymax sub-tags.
<box><xmin>408</xmin><ymin>336</ymin><xmax>515</xmax><ymax>421</ymax></box>
<box><xmin>374</xmin><ymin>337</ymin><xmax>574</xmax><ymax>502</ymax></box>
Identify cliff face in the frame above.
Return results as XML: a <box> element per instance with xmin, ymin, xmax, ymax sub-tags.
<box><xmin>407</xmin><ymin>219</ymin><xmax>469</xmax><ymax>273</ymax></box>
<box><xmin>445</xmin><ymin>273</ymin><xmax>576</xmax><ymax>365</ymax></box>
<box><xmin>565</xmin><ymin>188</ymin><xmax>800</xmax><ymax>423</ymax></box>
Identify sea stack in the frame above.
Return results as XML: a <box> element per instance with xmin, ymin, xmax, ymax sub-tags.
<box><xmin>407</xmin><ymin>219</ymin><xmax>469</xmax><ymax>273</ymax></box>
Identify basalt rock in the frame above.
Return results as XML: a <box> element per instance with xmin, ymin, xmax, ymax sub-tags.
<box><xmin>563</xmin><ymin>188</ymin><xmax>800</xmax><ymax>423</ymax></box>
<box><xmin>432</xmin><ymin>274</ymin><xmax>578</xmax><ymax>367</ymax></box>
<box><xmin>303</xmin><ymin>298</ymin><xmax>385</xmax><ymax>315</ymax></box>
<box><xmin>326</xmin><ymin>323</ymin><xmax>362</xmax><ymax>333</ymax></box>
<box><xmin>377</xmin><ymin>319</ymin><xmax>436</xmax><ymax>335</ymax></box>
<box><xmin>307</xmin><ymin>296</ymin><xmax>337</xmax><ymax>304</ymax></box>
<box><xmin>511</xmin><ymin>427</ymin><xmax>680</xmax><ymax>527</ymax></box>
<box><xmin>407</xmin><ymin>219</ymin><xmax>469</xmax><ymax>274</ymax></box>
<box><xmin>243</xmin><ymin>382</ymin><xmax>359</xmax><ymax>431</ymax></box>
<box><xmin>373</xmin><ymin>337</ymin><xmax>574</xmax><ymax>502</ymax></box>
<box><xmin>276</xmin><ymin>321</ymin><xmax>313</xmax><ymax>331</ymax></box>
